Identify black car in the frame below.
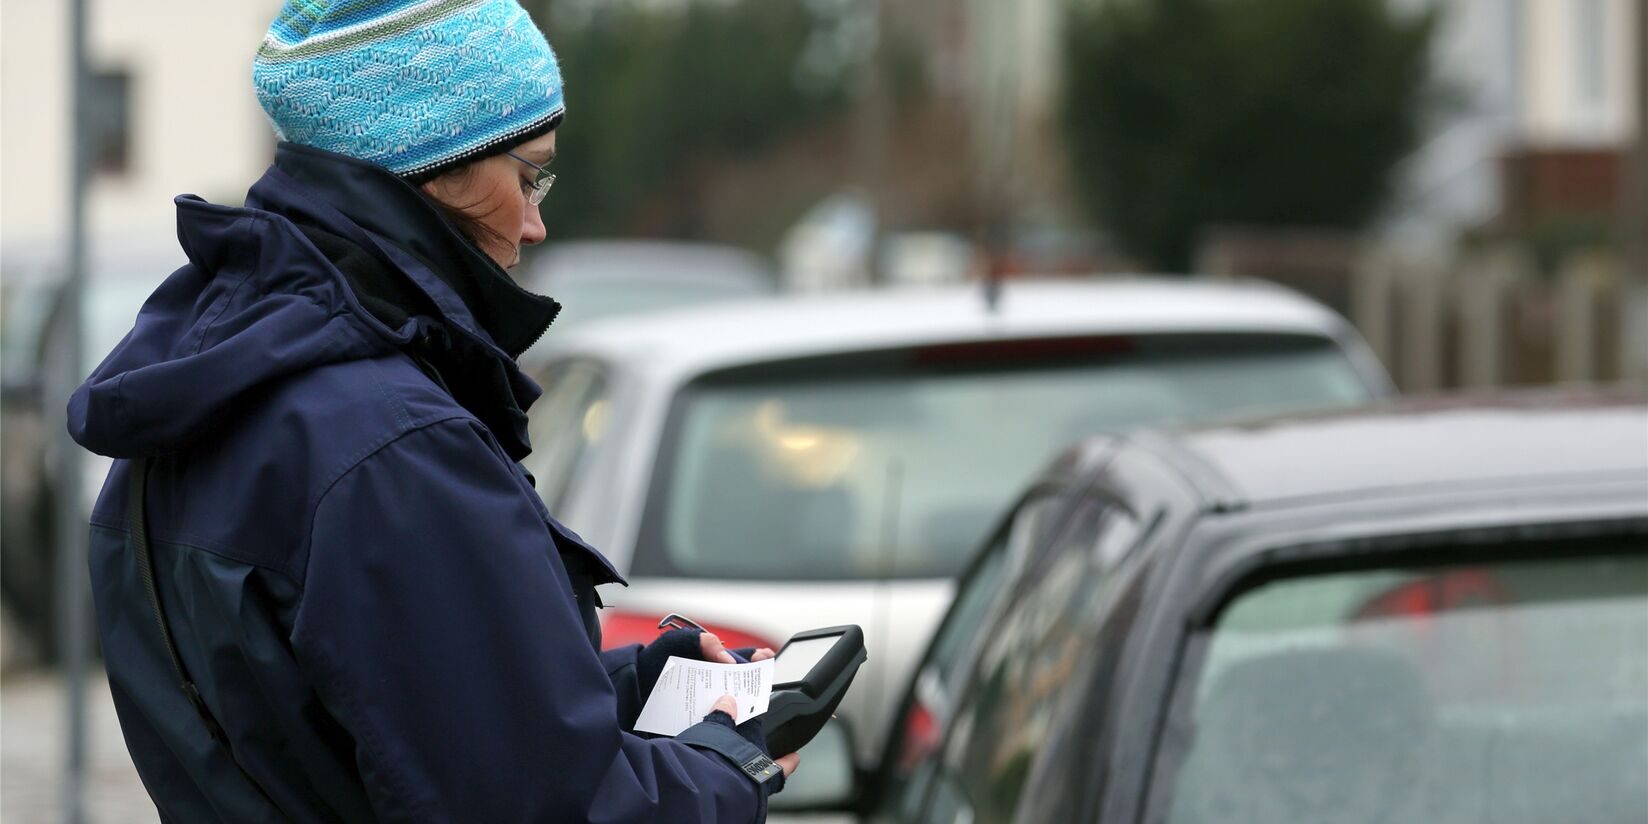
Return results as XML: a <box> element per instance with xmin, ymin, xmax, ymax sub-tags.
<box><xmin>863</xmin><ymin>390</ymin><xmax>1648</xmax><ymax>823</ymax></box>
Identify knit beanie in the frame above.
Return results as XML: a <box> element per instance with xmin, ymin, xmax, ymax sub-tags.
<box><xmin>253</xmin><ymin>0</ymin><xmax>565</xmax><ymax>181</ymax></box>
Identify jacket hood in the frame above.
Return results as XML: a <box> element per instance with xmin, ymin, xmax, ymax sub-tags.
<box><xmin>69</xmin><ymin>147</ymin><xmax>553</xmax><ymax>460</ymax></box>
<box><xmin>268</xmin><ymin>142</ymin><xmax>561</xmax><ymax>359</ymax></box>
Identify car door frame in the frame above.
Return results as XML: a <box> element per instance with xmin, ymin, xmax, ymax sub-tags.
<box><xmin>1122</xmin><ymin>474</ymin><xmax>1648</xmax><ymax>824</ymax></box>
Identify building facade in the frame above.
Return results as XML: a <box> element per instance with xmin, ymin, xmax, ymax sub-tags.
<box><xmin>1</xmin><ymin>1</ymin><xmax>280</xmax><ymax>248</ymax></box>
<box><xmin>1385</xmin><ymin>0</ymin><xmax>1640</xmax><ymax>249</ymax></box>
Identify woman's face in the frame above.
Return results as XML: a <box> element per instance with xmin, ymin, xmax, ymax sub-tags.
<box><xmin>421</xmin><ymin>130</ymin><xmax>557</xmax><ymax>271</ymax></box>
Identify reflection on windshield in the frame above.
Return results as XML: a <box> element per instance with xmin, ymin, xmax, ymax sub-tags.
<box><xmin>649</xmin><ymin>336</ymin><xmax>1370</xmax><ymax>580</ymax></box>
<box><xmin>1168</xmin><ymin>555</ymin><xmax>1648</xmax><ymax>824</ymax></box>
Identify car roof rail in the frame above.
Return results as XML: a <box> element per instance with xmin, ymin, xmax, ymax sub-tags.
<box><xmin>1113</xmin><ymin>429</ymin><xmax>1247</xmax><ymax>515</ymax></box>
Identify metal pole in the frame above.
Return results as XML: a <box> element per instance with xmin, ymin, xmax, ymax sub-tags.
<box><xmin>1625</xmin><ymin>0</ymin><xmax>1648</xmax><ymax>382</ymax></box>
<box><xmin>851</xmin><ymin>0</ymin><xmax>886</xmax><ymax>285</ymax></box>
<box><xmin>55</xmin><ymin>0</ymin><xmax>92</xmax><ymax>820</ymax></box>
<box><xmin>967</xmin><ymin>0</ymin><xmax>1000</xmax><ymax>284</ymax></box>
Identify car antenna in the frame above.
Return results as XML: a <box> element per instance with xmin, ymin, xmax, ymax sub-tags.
<box><xmin>981</xmin><ymin>263</ymin><xmax>1003</xmax><ymax>314</ymax></box>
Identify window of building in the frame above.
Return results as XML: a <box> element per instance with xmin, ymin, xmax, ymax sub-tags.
<box><xmin>88</xmin><ymin>69</ymin><xmax>131</xmax><ymax>175</ymax></box>
<box><xmin>1573</xmin><ymin>0</ymin><xmax>1607</xmax><ymax>107</ymax></box>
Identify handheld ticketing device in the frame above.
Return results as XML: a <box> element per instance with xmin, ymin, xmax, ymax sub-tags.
<box><xmin>761</xmin><ymin>625</ymin><xmax>867</xmax><ymax>756</ymax></box>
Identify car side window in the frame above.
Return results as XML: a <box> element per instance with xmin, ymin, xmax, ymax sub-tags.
<box><xmin>932</xmin><ymin>499</ymin><xmax>1139</xmax><ymax>823</ymax></box>
<box><xmin>523</xmin><ymin>359</ymin><xmax>611</xmax><ymax>512</ymax></box>
<box><xmin>930</xmin><ymin>490</ymin><xmax>1066</xmax><ymax>691</ymax></box>
<box><xmin>880</xmin><ymin>488</ymin><xmax>1069</xmax><ymax>822</ymax></box>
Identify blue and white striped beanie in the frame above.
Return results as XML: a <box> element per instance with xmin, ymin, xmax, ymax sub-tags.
<box><xmin>254</xmin><ymin>0</ymin><xmax>565</xmax><ymax>180</ymax></box>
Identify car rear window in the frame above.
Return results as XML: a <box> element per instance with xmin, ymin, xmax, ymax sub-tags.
<box><xmin>1163</xmin><ymin>551</ymin><xmax>1648</xmax><ymax>823</ymax></box>
<box><xmin>634</xmin><ymin>333</ymin><xmax>1371</xmax><ymax>580</ymax></box>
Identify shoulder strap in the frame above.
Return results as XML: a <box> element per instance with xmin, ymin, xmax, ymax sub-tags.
<box><xmin>128</xmin><ymin>456</ymin><xmax>226</xmax><ymax>741</ymax></box>
<box><xmin>127</xmin><ymin>457</ymin><xmax>278</xmax><ymax>806</ymax></box>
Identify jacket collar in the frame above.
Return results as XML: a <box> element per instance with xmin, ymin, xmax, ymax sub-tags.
<box><xmin>266</xmin><ymin>142</ymin><xmax>560</xmax><ymax>359</ymax></box>
<box><xmin>239</xmin><ymin>144</ymin><xmax>552</xmax><ymax>460</ymax></box>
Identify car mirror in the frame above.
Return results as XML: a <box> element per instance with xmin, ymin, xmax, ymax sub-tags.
<box><xmin>766</xmin><ymin>716</ymin><xmax>859</xmax><ymax>811</ymax></box>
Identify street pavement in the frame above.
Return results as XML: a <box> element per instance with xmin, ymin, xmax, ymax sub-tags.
<box><xmin>1</xmin><ymin>669</ymin><xmax>157</xmax><ymax>824</ymax></box>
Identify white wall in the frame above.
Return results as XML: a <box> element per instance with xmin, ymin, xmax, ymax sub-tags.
<box><xmin>1521</xmin><ymin>0</ymin><xmax>1639</xmax><ymax>146</ymax></box>
<box><xmin>1381</xmin><ymin>0</ymin><xmax>1522</xmax><ymax>251</ymax></box>
<box><xmin>1</xmin><ymin>1</ymin><xmax>281</xmax><ymax>248</ymax></box>
<box><xmin>1381</xmin><ymin>0</ymin><xmax>1640</xmax><ymax>252</ymax></box>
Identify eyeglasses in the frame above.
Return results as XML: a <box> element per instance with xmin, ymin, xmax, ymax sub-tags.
<box><xmin>506</xmin><ymin>150</ymin><xmax>556</xmax><ymax>205</ymax></box>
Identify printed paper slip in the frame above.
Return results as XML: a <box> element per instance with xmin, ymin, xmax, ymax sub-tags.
<box><xmin>633</xmin><ymin>656</ymin><xmax>775</xmax><ymax>737</ymax></box>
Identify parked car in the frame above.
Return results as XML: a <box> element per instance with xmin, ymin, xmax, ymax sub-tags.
<box><xmin>522</xmin><ymin>239</ymin><xmax>777</xmax><ymax>330</ymax></box>
<box><xmin>516</xmin><ymin>276</ymin><xmax>1393</xmax><ymax>788</ymax></box>
<box><xmin>868</xmin><ymin>389</ymin><xmax>1648</xmax><ymax>823</ymax></box>
<box><xmin>0</xmin><ymin>240</ymin><xmax>177</xmax><ymax>662</ymax></box>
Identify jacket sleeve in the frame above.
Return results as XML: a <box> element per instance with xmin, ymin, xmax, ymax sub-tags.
<box><xmin>601</xmin><ymin>644</ymin><xmax>646</xmax><ymax>729</ymax></box>
<box><xmin>291</xmin><ymin>418</ymin><xmax>772</xmax><ymax>823</ymax></box>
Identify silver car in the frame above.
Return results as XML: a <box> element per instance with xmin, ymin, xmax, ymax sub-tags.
<box><xmin>522</xmin><ymin>240</ymin><xmax>777</xmax><ymax>330</ymax></box>
<box><xmin>517</xmin><ymin>277</ymin><xmax>1392</xmax><ymax>781</ymax></box>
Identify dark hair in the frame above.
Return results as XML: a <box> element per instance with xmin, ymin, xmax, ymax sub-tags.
<box><xmin>408</xmin><ymin>117</ymin><xmax>560</xmax><ymax>261</ymax></box>
<box><xmin>415</xmin><ymin>161</ymin><xmax>512</xmax><ymax>256</ymax></box>
<box><xmin>404</xmin><ymin>116</ymin><xmax>560</xmax><ymax>258</ymax></box>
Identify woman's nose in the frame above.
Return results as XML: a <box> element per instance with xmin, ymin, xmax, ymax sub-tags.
<box><xmin>521</xmin><ymin>204</ymin><xmax>547</xmax><ymax>247</ymax></box>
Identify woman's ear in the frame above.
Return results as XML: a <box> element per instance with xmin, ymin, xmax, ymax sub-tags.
<box><xmin>420</xmin><ymin>175</ymin><xmax>454</xmax><ymax>204</ymax></box>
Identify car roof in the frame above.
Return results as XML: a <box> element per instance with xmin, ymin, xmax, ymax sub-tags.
<box><xmin>530</xmin><ymin>277</ymin><xmax>1355</xmax><ymax>375</ymax></box>
<box><xmin>525</xmin><ymin>240</ymin><xmax>773</xmax><ymax>287</ymax></box>
<box><xmin>1145</xmin><ymin>389</ymin><xmax>1648</xmax><ymax>509</ymax></box>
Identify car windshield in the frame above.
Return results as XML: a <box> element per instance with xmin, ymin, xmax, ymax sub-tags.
<box><xmin>637</xmin><ymin>333</ymin><xmax>1372</xmax><ymax>580</ymax></box>
<box><xmin>1163</xmin><ymin>550</ymin><xmax>1648</xmax><ymax>824</ymax></box>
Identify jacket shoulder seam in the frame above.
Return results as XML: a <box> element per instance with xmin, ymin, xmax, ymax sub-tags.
<box><xmin>294</xmin><ymin>414</ymin><xmax>484</xmax><ymax>605</ymax></box>
<box><xmin>305</xmin><ymin>350</ymin><xmax>472</xmax><ymax>487</ymax></box>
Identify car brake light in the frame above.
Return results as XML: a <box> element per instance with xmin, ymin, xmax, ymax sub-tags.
<box><xmin>599</xmin><ymin>608</ymin><xmax>779</xmax><ymax>653</ymax></box>
<box><xmin>912</xmin><ymin>335</ymin><xmax>1135</xmax><ymax>366</ymax></box>
<box><xmin>1348</xmin><ymin>568</ymin><xmax>1523</xmax><ymax>700</ymax></box>
<box><xmin>1351</xmin><ymin>569</ymin><xmax>1510</xmax><ymax>622</ymax></box>
<box><xmin>896</xmin><ymin>699</ymin><xmax>942</xmax><ymax>774</ymax></box>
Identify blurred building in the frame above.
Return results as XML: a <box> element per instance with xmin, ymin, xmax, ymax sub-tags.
<box><xmin>0</xmin><ymin>1</ymin><xmax>280</xmax><ymax>248</ymax></box>
<box><xmin>1205</xmin><ymin>0</ymin><xmax>1640</xmax><ymax>320</ymax></box>
<box><xmin>1384</xmin><ymin>0</ymin><xmax>1640</xmax><ymax>251</ymax></box>
<box><xmin>955</xmin><ymin>0</ymin><xmax>1063</xmax><ymax>192</ymax></box>
<box><xmin>863</xmin><ymin>0</ymin><xmax>1082</xmax><ymax>274</ymax></box>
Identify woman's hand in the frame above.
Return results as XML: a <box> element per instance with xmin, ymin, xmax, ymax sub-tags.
<box><xmin>709</xmin><ymin>695</ymin><xmax>801</xmax><ymax>777</ymax></box>
<box><xmin>698</xmin><ymin>632</ymin><xmax>775</xmax><ymax>664</ymax></box>
<box><xmin>699</xmin><ymin>636</ymin><xmax>795</xmax><ymax>775</ymax></box>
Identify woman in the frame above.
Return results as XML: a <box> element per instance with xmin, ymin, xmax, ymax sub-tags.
<box><xmin>67</xmin><ymin>1</ymin><xmax>795</xmax><ymax>820</ymax></box>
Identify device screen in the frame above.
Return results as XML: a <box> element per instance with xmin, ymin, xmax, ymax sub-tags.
<box><xmin>773</xmin><ymin>635</ymin><xmax>838</xmax><ymax>685</ymax></box>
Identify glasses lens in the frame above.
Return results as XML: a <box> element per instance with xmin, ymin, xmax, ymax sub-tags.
<box><xmin>530</xmin><ymin>173</ymin><xmax>554</xmax><ymax>206</ymax></box>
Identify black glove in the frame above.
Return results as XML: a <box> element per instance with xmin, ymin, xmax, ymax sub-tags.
<box><xmin>635</xmin><ymin>628</ymin><xmax>704</xmax><ymax>698</ymax></box>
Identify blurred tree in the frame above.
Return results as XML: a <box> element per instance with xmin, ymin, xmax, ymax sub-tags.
<box><xmin>527</xmin><ymin>0</ymin><xmax>850</xmax><ymax>240</ymax></box>
<box><xmin>1061</xmin><ymin>0</ymin><xmax>1439</xmax><ymax>271</ymax></box>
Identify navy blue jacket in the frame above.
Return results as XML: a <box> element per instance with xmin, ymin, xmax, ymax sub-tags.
<box><xmin>68</xmin><ymin>144</ymin><xmax>777</xmax><ymax>822</ymax></box>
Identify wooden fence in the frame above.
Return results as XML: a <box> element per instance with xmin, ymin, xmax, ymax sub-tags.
<box><xmin>1350</xmin><ymin>246</ymin><xmax>1646</xmax><ymax>393</ymax></box>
